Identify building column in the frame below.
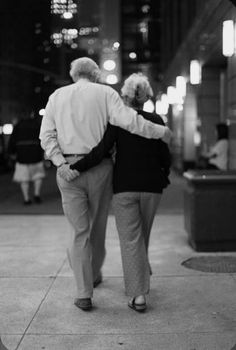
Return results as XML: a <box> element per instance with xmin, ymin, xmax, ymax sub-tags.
<box><xmin>197</xmin><ymin>67</ymin><xmax>221</xmax><ymax>153</ymax></box>
<box><xmin>227</xmin><ymin>57</ymin><xmax>236</xmax><ymax>170</ymax></box>
<box><xmin>183</xmin><ymin>85</ymin><xmax>198</xmax><ymax>170</ymax></box>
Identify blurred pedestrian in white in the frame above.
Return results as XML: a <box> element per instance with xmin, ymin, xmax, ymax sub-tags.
<box><xmin>8</xmin><ymin>111</ymin><xmax>45</xmax><ymax>205</ymax></box>
<box><xmin>200</xmin><ymin>123</ymin><xmax>228</xmax><ymax>170</ymax></box>
<box><xmin>40</xmin><ymin>57</ymin><xmax>171</xmax><ymax>311</ymax></box>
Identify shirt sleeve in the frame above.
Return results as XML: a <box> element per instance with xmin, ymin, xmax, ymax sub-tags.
<box><xmin>106</xmin><ymin>88</ymin><xmax>167</xmax><ymax>140</ymax></box>
<box><xmin>39</xmin><ymin>95</ymin><xmax>66</xmax><ymax>167</ymax></box>
<box><xmin>70</xmin><ymin>124</ymin><xmax>117</xmax><ymax>172</ymax></box>
<box><xmin>208</xmin><ymin>142</ymin><xmax>223</xmax><ymax>158</ymax></box>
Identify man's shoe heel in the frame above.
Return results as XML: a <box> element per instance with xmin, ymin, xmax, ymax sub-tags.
<box><xmin>74</xmin><ymin>298</ymin><xmax>92</xmax><ymax>311</ymax></box>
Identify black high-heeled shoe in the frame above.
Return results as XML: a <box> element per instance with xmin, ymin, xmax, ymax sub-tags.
<box><xmin>128</xmin><ymin>297</ymin><xmax>146</xmax><ymax>312</ymax></box>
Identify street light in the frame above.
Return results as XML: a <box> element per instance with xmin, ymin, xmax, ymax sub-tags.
<box><xmin>62</xmin><ymin>11</ymin><xmax>73</xmax><ymax>19</ymax></box>
<box><xmin>3</xmin><ymin>124</ymin><xmax>13</xmax><ymax>135</ymax></box>
<box><xmin>106</xmin><ymin>74</ymin><xmax>118</xmax><ymax>85</ymax></box>
<box><xmin>176</xmin><ymin>76</ymin><xmax>186</xmax><ymax>97</ymax></box>
<box><xmin>113</xmin><ymin>42</ymin><xmax>120</xmax><ymax>50</ymax></box>
<box><xmin>39</xmin><ymin>109</ymin><xmax>45</xmax><ymax>116</ymax></box>
<box><xmin>155</xmin><ymin>94</ymin><xmax>169</xmax><ymax>115</ymax></box>
<box><xmin>222</xmin><ymin>20</ymin><xmax>235</xmax><ymax>57</ymax></box>
<box><xmin>143</xmin><ymin>100</ymin><xmax>155</xmax><ymax>113</ymax></box>
<box><xmin>190</xmin><ymin>60</ymin><xmax>201</xmax><ymax>85</ymax></box>
<box><xmin>103</xmin><ymin>60</ymin><xmax>116</xmax><ymax>71</ymax></box>
<box><xmin>167</xmin><ymin>86</ymin><xmax>178</xmax><ymax>104</ymax></box>
<box><xmin>129</xmin><ymin>52</ymin><xmax>137</xmax><ymax>60</ymax></box>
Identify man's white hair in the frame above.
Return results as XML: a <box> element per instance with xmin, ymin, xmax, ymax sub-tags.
<box><xmin>121</xmin><ymin>73</ymin><xmax>153</xmax><ymax>104</ymax></box>
<box><xmin>69</xmin><ymin>57</ymin><xmax>101</xmax><ymax>82</ymax></box>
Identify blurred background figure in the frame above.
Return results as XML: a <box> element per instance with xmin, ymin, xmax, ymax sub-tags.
<box><xmin>198</xmin><ymin>123</ymin><xmax>229</xmax><ymax>170</ymax></box>
<box><xmin>8</xmin><ymin>111</ymin><xmax>46</xmax><ymax>205</ymax></box>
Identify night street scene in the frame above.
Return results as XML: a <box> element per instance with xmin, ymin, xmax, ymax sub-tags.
<box><xmin>1</xmin><ymin>1</ymin><xmax>236</xmax><ymax>349</ymax></box>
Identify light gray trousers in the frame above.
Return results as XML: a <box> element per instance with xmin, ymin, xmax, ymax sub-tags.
<box><xmin>113</xmin><ymin>192</ymin><xmax>162</xmax><ymax>297</ymax></box>
<box><xmin>57</xmin><ymin>158</ymin><xmax>113</xmax><ymax>298</ymax></box>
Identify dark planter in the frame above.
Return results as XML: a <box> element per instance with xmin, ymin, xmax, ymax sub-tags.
<box><xmin>184</xmin><ymin>170</ymin><xmax>236</xmax><ymax>252</ymax></box>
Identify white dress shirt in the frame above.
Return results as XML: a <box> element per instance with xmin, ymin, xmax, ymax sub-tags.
<box><xmin>40</xmin><ymin>79</ymin><xmax>168</xmax><ymax>166</ymax></box>
<box><xmin>208</xmin><ymin>139</ymin><xmax>228</xmax><ymax>170</ymax></box>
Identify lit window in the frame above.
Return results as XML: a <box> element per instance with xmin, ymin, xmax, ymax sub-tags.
<box><xmin>62</xmin><ymin>28</ymin><xmax>78</xmax><ymax>44</ymax></box>
<box><xmin>194</xmin><ymin>130</ymin><xmax>201</xmax><ymax>146</ymax></box>
<box><xmin>51</xmin><ymin>32</ymin><xmax>63</xmax><ymax>46</ymax></box>
<box><xmin>51</xmin><ymin>0</ymin><xmax>77</xmax><ymax>15</ymax></box>
<box><xmin>141</xmin><ymin>5</ymin><xmax>150</xmax><ymax>13</ymax></box>
<box><xmin>39</xmin><ymin>109</ymin><xmax>45</xmax><ymax>116</ymax></box>
<box><xmin>155</xmin><ymin>95</ymin><xmax>169</xmax><ymax>115</ymax></box>
<box><xmin>176</xmin><ymin>76</ymin><xmax>186</xmax><ymax>98</ymax></box>
<box><xmin>106</xmin><ymin>74</ymin><xmax>118</xmax><ymax>85</ymax></box>
<box><xmin>51</xmin><ymin>29</ymin><xmax>78</xmax><ymax>47</ymax></box>
<box><xmin>190</xmin><ymin>60</ymin><xmax>201</xmax><ymax>85</ymax></box>
<box><xmin>139</xmin><ymin>22</ymin><xmax>148</xmax><ymax>33</ymax></box>
<box><xmin>103</xmin><ymin>60</ymin><xmax>116</xmax><ymax>71</ymax></box>
<box><xmin>176</xmin><ymin>104</ymin><xmax>183</xmax><ymax>112</ymax></box>
<box><xmin>222</xmin><ymin>20</ymin><xmax>235</xmax><ymax>57</ymax></box>
<box><xmin>35</xmin><ymin>87</ymin><xmax>41</xmax><ymax>93</ymax></box>
<box><xmin>113</xmin><ymin>42</ymin><xmax>120</xmax><ymax>50</ymax></box>
<box><xmin>129</xmin><ymin>52</ymin><xmax>137</xmax><ymax>60</ymax></box>
<box><xmin>143</xmin><ymin>100</ymin><xmax>154</xmax><ymax>113</ymax></box>
<box><xmin>79</xmin><ymin>27</ymin><xmax>99</xmax><ymax>36</ymax></box>
<box><xmin>88</xmin><ymin>48</ymin><xmax>94</xmax><ymax>55</ymax></box>
<box><xmin>62</xmin><ymin>11</ymin><xmax>73</xmax><ymax>19</ymax></box>
<box><xmin>3</xmin><ymin>124</ymin><xmax>13</xmax><ymax>135</ymax></box>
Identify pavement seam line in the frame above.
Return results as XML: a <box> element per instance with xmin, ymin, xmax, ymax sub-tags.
<box><xmin>14</xmin><ymin>257</ymin><xmax>67</xmax><ymax>350</ymax></box>
<box><xmin>7</xmin><ymin>330</ymin><xmax>236</xmax><ymax>336</ymax></box>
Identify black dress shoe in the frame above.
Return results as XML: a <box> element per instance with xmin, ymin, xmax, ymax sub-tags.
<box><xmin>93</xmin><ymin>274</ymin><xmax>102</xmax><ymax>288</ymax></box>
<box><xmin>74</xmin><ymin>298</ymin><xmax>92</xmax><ymax>311</ymax></box>
<box><xmin>34</xmin><ymin>195</ymin><xmax>42</xmax><ymax>204</ymax></box>
<box><xmin>23</xmin><ymin>200</ymin><xmax>32</xmax><ymax>205</ymax></box>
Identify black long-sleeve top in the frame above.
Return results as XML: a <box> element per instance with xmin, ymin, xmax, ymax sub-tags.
<box><xmin>8</xmin><ymin>117</ymin><xmax>44</xmax><ymax>164</ymax></box>
<box><xmin>70</xmin><ymin>110</ymin><xmax>171</xmax><ymax>194</ymax></box>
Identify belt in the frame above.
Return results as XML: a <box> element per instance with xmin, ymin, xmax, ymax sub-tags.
<box><xmin>63</xmin><ymin>154</ymin><xmax>86</xmax><ymax>158</ymax></box>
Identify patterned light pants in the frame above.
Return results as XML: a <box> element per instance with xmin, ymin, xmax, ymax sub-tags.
<box><xmin>113</xmin><ymin>192</ymin><xmax>162</xmax><ymax>297</ymax></box>
<box><xmin>57</xmin><ymin>158</ymin><xmax>113</xmax><ymax>298</ymax></box>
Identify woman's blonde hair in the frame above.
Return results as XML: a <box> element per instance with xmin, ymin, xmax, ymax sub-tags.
<box><xmin>121</xmin><ymin>73</ymin><xmax>153</xmax><ymax>105</ymax></box>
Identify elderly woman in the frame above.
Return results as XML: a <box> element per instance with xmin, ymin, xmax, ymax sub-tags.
<box><xmin>71</xmin><ymin>73</ymin><xmax>171</xmax><ymax>312</ymax></box>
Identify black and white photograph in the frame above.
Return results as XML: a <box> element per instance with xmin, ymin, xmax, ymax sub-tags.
<box><xmin>0</xmin><ymin>1</ymin><xmax>236</xmax><ymax>349</ymax></box>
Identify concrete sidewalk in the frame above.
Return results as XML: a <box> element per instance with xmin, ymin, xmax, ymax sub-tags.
<box><xmin>0</xmin><ymin>212</ymin><xmax>236</xmax><ymax>350</ymax></box>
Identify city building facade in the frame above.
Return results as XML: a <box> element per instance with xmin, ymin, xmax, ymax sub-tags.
<box><xmin>121</xmin><ymin>0</ymin><xmax>162</xmax><ymax>92</ymax></box>
<box><xmin>159</xmin><ymin>0</ymin><xmax>236</xmax><ymax>171</ymax></box>
<box><xmin>3</xmin><ymin>1</ymin><xmax>236</xmax><ymax>173</ymax></box>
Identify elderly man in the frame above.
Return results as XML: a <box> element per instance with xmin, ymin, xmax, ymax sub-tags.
<box><xmin>40</xmin><ymin>57</ymin><xmax>171</xmax><ymax>311</ymax></box>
